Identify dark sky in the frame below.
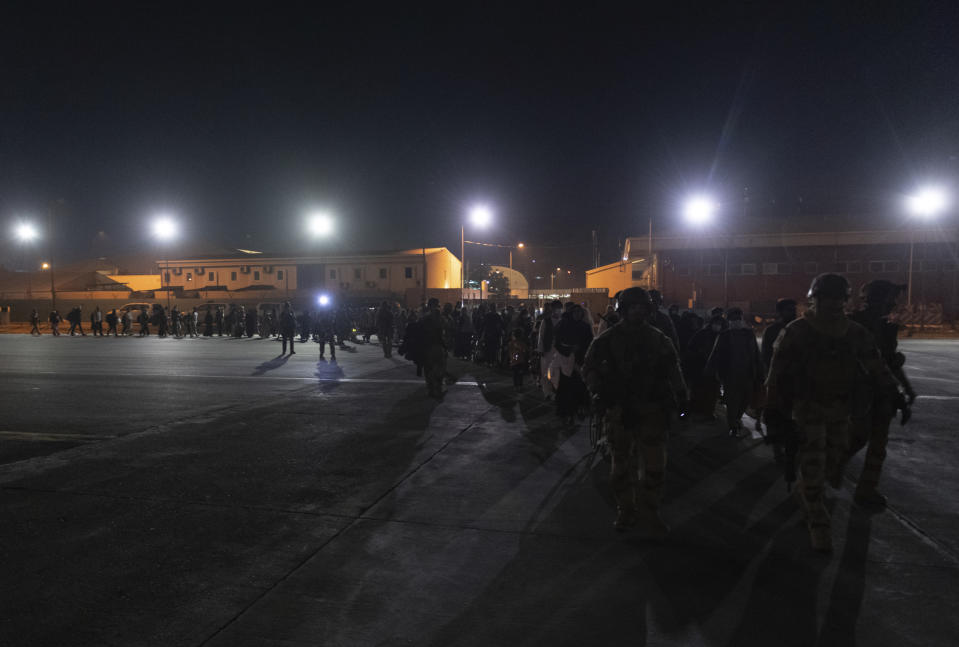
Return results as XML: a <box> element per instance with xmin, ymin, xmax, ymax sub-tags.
<box><xmin>2</xmin><ymin>3</ymin><xmax>959</xmax><ymax>272</ymax></box>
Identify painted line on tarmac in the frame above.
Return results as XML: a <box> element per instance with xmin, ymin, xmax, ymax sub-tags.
<box><xmin>0</xmin><ymin>431</ymin><xmax>112</xmax><ymax>442</ymax></box>
<box><xmin>916</xmin><ymin>395</ymin><xmax>959</xmax><ymax>400</ymax></box>
<box><xmin>18</xmin><ymin>371</ymin><xmax>481</xmax><ymax>386</ymax></box>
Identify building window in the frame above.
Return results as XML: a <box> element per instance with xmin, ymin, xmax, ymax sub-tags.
<box><xmin>186</xmin><ymin>272</ymin><xmax>192</xmax><ymax>281</ymax></box>
<box><xmin>405</xmin><ymin>267</ymin><xmax>413</xmax><ymax>279</ymax></box>
<box><xmin>869</xmin><ymin>261</ymin><xmax>883</xmax><ymax>273</ymax></box>
<box><xmin>942</xmin><ymin>261</ymin><xmax>957</xmax><ymax>272</ymax></box>
<box><xmin>741</xmin><ymin>263</ymin><xmax>757</xmax><ymax>275</ymax></box>
<box><xmin>379</xmin><ymin>268</ymin><xmax>387</xmax><ymax>279</ymax></box>
<box><xmin>921</xmin><ymin>260</ymin><xmax>938</xmax><ymax>272</ymax></box>
<box><xmin>631</xmin><ymin>268</ymin><xmax>643</xmax><ymax>280</ymax></box>
<box><xmin>354</xmin><ymin>268</ymin><xmax>362</xmax><ymax>279</ymax></box>
<box><xmin>254</xmin><ymin>271</ymin><xmax>260</xmax><ymax>281</ymax></box>
<box><xmin>676</xmin><ymin>266</ymin><xmax>690</xmax><ymax>277</ymax></box>
<box><xmin>883</xmin><ymin>261</ymin><xmax>900</xmax><ymax>272</ymax></box>
<box><xmin>231</xmin><ymin>271</ymin><xmax>237</xmax><ymax>281</ymax></box>
<box><xmin>762</xmin><ymin>263</ymin><xmax>778</xmax><ymax>275</ymax></box>
<box><xmin>208</xmin><ymin>272</ymin><xmax>214</xmax><ymax>281</ymax></box>
<box><xmin>164</xmin><ymin>272</ymin><xmax>171</xmax><ymax>283</ymax></box>
<box><xmin>329</xmin><ymin>269</ymin><xmax>336</xmax><ymax>279</ymax></box>
<box><xmin>804</xmin><ymin>262</ymin><xmax>818</xmax><ymax>275</ymax></box>
<box><xmin>707</xmin><ymin>264</ymin><xmax>722</xmax><ymax>276</ymax></box>
<box><xmin>277</xmin><ymin>270</ymin><xmax>284</xmax><ymax>280</ymax></box>
<box><xmin>846</xmin><ymin>261</ymin><xmax>862</xmax><ymax>273</ymax></box>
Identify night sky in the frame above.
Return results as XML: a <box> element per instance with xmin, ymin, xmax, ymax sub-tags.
<box><xmin>2</xmin><ymin>3</ymin><xmax>959</xmax><ymax>273</ymax></box>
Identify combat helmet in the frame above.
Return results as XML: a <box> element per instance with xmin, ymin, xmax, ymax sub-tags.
<box><xmin>860</xmin><ymin>279</ymin><xmax>905</xmax><ymax>305</ymax></box>
<box><xmin>616</xmin><ymin>287</ymin><xmax>652</xmax><ymax>313</ymax></box>
<box><xmin>807</xmin><ymin>273</ymin><xmax>851</xmax><ymax>300</ymax></box>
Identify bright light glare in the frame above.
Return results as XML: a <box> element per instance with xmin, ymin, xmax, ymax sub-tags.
<box><xmin>468</xmin><ymin>205</ymin><xmax>493</xmax><ymax>228</ymax></box>
<box><xmin>517</xmin><ymin>242</ymin><xmax>525</xmax><ymax>248</ymax></box>
<box><xmin>14</xmin><ymin>222</ymin><xmax>38</xmax><ymax>242</ymax></box>
<box><xmin>307</xmin><ymin>212</ymin><xmax>334</xmax><ymax>237</ymax></box>
<box><xmin>907</xmin><ymin>187</ymin><xmax>948</xmax><ymax>218</ymax></box>
<box><xmin>152</xmin><ymin>216</ymin><xmax>178</xmax><ymax>241</ymax></box>
<box><xmin>683</xmin><ymin>195</ymin><xmax>717</xmax><ymax>225</ymax></box>
<box><xmin>41</xmin><ymin>262</ymin><xmax>50</xmax><ymax>269</ymax></box>
<box><xmin>317</xmin><ymin>293</ymin><xmax>331</xmax><ymax>306</ymax></box>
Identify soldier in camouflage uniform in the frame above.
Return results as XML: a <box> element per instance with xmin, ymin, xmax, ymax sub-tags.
<box><xmin>583</xmin><ymin>287</ymin><xmax>688</xmax><ymax>538</ymax></box>
<box><xmin>843</xmin><ymin>280</ymin><xmax>915</xmax><ymax>508</ymax></box>
<box><xmin>765</xmin><ymin>274</ymin><xmax>905</xmax><ymax>552</ymax></box>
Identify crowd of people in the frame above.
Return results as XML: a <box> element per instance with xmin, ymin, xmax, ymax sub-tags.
<box><xmin>27</xmin><ymin>274</ymin><xmax>915</xmax><ymax>554</ymax></box>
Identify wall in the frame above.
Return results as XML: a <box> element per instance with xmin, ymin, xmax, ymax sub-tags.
<box><xmin>107</xmin><ymin>275</ymin><xmax>161</xmax><ymax>291</ymax></box>
<box><xmin>585</xmin><ymin>261</ymin><xmax>646</xmax><ymax>296</ymax></box>
<box><xmin>657</xmin><ymin>240</ymin><xmax>959</xmax><ymax>315</ymax></box>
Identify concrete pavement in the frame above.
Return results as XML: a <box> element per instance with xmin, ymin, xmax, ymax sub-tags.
<box><xmin>0</xmin><ymin>335</ymin><xmax>957</xmax><ymax>646</ymax></box>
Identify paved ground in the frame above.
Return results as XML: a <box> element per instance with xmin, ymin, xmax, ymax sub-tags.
<box><xmin>0</xmin><ymin>334</ymin><xmax>957</xmax><ymax>646</ymax></box>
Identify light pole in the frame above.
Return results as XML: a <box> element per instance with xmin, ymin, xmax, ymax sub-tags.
<box><xmin>550</xmin><ymin>267</ymin><xmax>561</xmax><ymax>292</ymax></box>
<box><xmin>681</xmin><ymin>194</ymin><xmax>718</xmax><ymax>307</ymax></box>
<box><xmin>462</xmin><ymin>204</ymin><xmax>492</xmax><ymax>289</ymax></box>
<box><xmin>151</xmin><ymin>215</ymin><xmax>179</xmax><ymax>310</ymax></box>
<box><xmin>906</xmin><ymin>186</ymin><xmax>948</xmax><ymax>307</ymax></box>
<box><xmin>14</xmin><ymin>221</ymin><xmax>39</xmax><ymax>299</ymax></box>
<box><xmin>306</xmin><ymin>211</ymin><xmax>335</xmax><ymax>293</ymax></box>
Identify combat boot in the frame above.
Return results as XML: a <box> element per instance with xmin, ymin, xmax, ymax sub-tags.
<box><xmin>854</xmin><ymin>484</ymin><xmax>887</xmax><ymax>509</ymax></box>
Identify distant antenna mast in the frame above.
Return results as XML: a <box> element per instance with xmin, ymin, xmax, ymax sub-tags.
<box><xmin>591</xmin><ymin>230</ymin><xmax>599</xmax><ymax>268</ymax></box>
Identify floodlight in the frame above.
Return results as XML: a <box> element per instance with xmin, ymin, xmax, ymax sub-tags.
<box><xmin>469</xmin><ymin>205</ymin><xmax>493</xmax><ymax>228</ymax></box>
<box><xmin>317</xmin><ymin>293</ymin><xmax>331</xmax><ymax>306</ymax></box>
<box><xmin>307</xmin><ymin>211</ymin><xmax>334</xmax><ymax>237</ymax></box>
<box><xmin>683</xmin><ymin>195</ymin><xmax>717</xmax><ymax>225</ymax></box>
<box><xmin>907</xmin><ymin>187</ymin><xmax>948</xmax><ymax>218</ymax></box>
<box><xmin>152</xmin><ymin>216</ymin><xmax>178</xmax><ymax>241</ymax></box>
<box><xmin>14</xmin><ymin>222</ymin><xmax>38</xmax><ymax>242</ymax></box>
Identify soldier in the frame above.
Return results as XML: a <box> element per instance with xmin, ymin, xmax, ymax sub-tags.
<box><xmin>317</xmin><ymin>306</ymin><xmax>337</xmax><ymax>360</ymax></box>
<box><xmin>49</xmin><ymin>309</ymin><xmax>61</xmax><ymax>336</ymax></box>
<box><xmin>121</xmin><ymin>309</ymin><xmax>132</xmax><ymax>335</ymax></box>
<box><xmin>171</xmin><ymin>305</ymin><xmax>182</xmax><ymax>338</ymax></box>
<box><xmin>765</xmin><ymin>273</ymin><xmax>906</xmax><ymax>552</ymax></box>
<box><xmin>215</xmin><ymin>306</ymin><xmax>224</xmax><ymax>336</ymax></box>
<box><xmin>374</xmin><ymin>301</ymin><xmax>393</xmax><ymax>357</ymax></box>
<box><xmin>279</xmin><ymin>302</ymin><xmax>297</xmax><ymax>354</ymax></box>
<box><xmin>421</xmin><ymin>298</ymin><xmax>449</xmax><ymax>397</ymax></box>
<box><xmin>29</xmin><ymin>309</ymin><xmax>41</xmax><ymax>335</ymax></box>
<box><xmin>583</xmin><ymin>287</ymin><xmax>688</xmax><ymax>538</ymax></box>
<box><xmin>842</xmin><ymin>280</ymin><xmax>916</xmax><ymax>508</ymax></box>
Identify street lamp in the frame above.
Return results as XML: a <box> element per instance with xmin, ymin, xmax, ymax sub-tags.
<box><xmin>905</xmin><ymin>186</ymin><xmax>949</xmax><ymax>307</ymax></box>
<box><xmin>13</xmin><ymin>221</ymin><xmax>40</xmax><ymax>298</ymax></box>
<box><xmin>151</xmin><ymin>214</ymin><xmax>179</xmax><ymax>309</ymax></box>
<box><xmin>461</xmin><ymin>204</ymin><xmax>493</xmax><ymax>289</ymax></box>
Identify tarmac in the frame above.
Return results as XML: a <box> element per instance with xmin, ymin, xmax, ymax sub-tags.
<box><xmin>0</xmin><ymin>334</ymin><xmax>957</xmax><ymax>646</ymax></box>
